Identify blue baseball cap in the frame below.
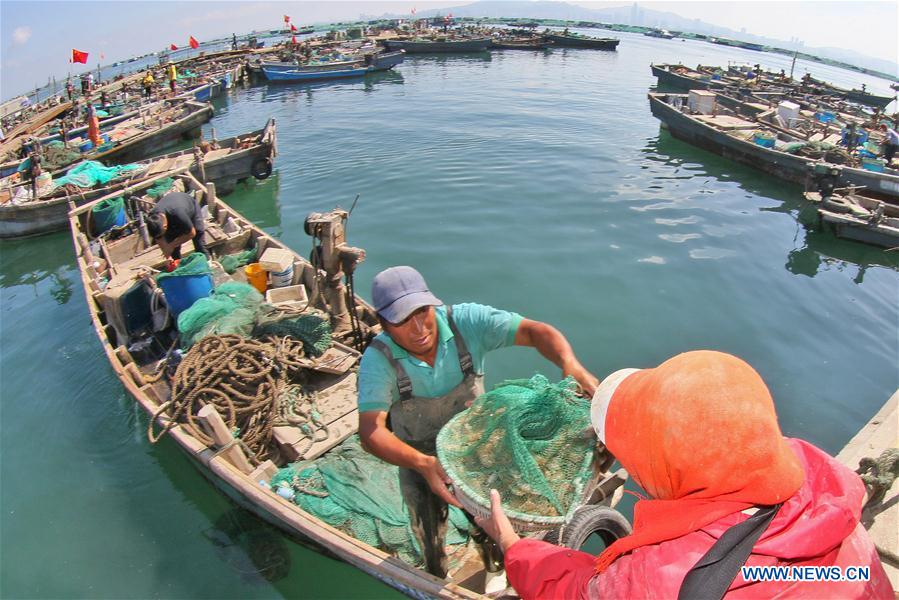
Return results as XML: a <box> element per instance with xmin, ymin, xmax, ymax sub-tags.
<box><xmin>371</xmin><ymin>266</ymin><xmax>442</xmax><ymax>324</ymax></box>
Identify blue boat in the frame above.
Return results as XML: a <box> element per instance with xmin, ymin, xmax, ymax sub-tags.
<box><xmin>262</xmin><ymin>51</ymin><xmax>404</xmax><ymax>83</ymax></box>
<box><xmin>262</xmin><ymin>65</ymin><xmax>371</xmax><ymax>82</ymax></box>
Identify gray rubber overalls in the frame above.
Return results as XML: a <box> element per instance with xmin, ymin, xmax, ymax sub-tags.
<box><xmin>371</xmin><ymin>306</ymin><xmax>503</xmax><ymax>578</ymax></box>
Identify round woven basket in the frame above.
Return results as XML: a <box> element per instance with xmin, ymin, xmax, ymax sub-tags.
<box><xmin>436</xmin><ymin>412</ymin><xmax>593</xmax><ymax>533</ymax></box>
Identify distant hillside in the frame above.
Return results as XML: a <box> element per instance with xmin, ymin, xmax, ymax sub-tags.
<box><xmin>392</xmin><ymin>1</ymin><xmax>897</xmax><ymax>77</ymax></box>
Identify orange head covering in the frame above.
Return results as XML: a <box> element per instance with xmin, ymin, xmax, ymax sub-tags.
<box><xmin>594</xmin><ymin>350</ymin><xmax>805</xmax><ymax>573</ymax></box>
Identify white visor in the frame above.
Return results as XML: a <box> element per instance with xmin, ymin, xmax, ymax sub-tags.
<box><xmin>590</xmin><ymin>368</ymin><xmax>640</xmax><ymax>443</ymax></box>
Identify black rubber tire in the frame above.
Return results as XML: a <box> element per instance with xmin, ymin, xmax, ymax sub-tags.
<box><xmin>251</xmin><ymin>158</ymin><xmax>272</xmax><ymax>180</ymax></box>
<box><xmin>544</xmin><ymin>506</ymin><xmax>632</xmax><ymax>550</ymax></box>
<box><xmin>822</xmin><ymin>196</ymin><xmax>851</xmax><ymax>214</ymax></box>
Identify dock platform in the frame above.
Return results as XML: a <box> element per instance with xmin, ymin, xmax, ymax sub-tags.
<box><xmin>837</xmin><ymin>390</ymin><xmax>898</xmax><ymax>590</ymax></box>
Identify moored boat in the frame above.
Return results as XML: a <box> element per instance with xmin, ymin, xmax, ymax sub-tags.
<box><xmin>0</xmin><ymin>119</ymin><xmax>276</xmax><ymax>238</ymax></box>
<box><xmin>68</xmin><ymin>172</ymin><xmax>628</xmax><ymax>599</ymax></box>
<box><xmin>382</xmin><ymin>37</ymin><xmax>492</xmax><ymax>53</ymax></box>
<box><xmin>491</xmin><ymin>38</ymin><xmax>551</xmax><ymax>50</ymax></box>
<box><xmin>648</xmin><ymin>91</ymin><xmax>899</xmax><ymax>201</ymax></box>
<box><xmin>543</xmin><ymin>31</ymin><xmax>619</xmax><ymax>50</ymax></box>
<box><xmin>1</xmin><ymin>100</ymin><xmax>213</xmax><ymax>180</ymax></box>
<box><xmin>804</xmin><ymin>187</ymin><xmax>899</xmax><ymax>248</ymax></box>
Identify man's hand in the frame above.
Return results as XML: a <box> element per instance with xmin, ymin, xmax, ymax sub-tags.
<box><xmin>417</xmin><ymin>455</ymin><xmax>462</xmax><ymax>508</ymax></box>
<box><xmin>475</xmin><ymin>489</ymin><xmax>521</xmax><ymax>551</ymax></box>
<box><xmin>562</xmin><ymin>358</ymin><xmax>599</xmax><ymax>397</ymax></box>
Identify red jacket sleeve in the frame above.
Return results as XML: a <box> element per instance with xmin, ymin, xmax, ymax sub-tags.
<box><xmin>505</xmin><ymin>538</ymin><xmax>598</xmax><ymax>600</ymax></box>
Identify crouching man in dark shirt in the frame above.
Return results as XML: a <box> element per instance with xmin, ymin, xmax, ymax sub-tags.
<box><xmin>146</xmin><ymin>191</ymin><xmax>209</xmax><ymax>260</ymax></box>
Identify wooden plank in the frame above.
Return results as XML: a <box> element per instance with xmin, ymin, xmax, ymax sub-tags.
<box><xmin>197</xmin><ymin>404</ymin><xmax>254</xmax><ymax>474</ymax></box>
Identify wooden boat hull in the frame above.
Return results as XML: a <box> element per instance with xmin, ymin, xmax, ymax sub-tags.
<box><xmin>382</xmin><ymin>38</ymin><xmax>491</xmax><ymax>53</ymax></box>
<box><xmin>650</xmin><ymin>64</ymin><xmax>723</xmax><ymax>91</ymax></box>
<box><xmin>263</xmin><ymin>66</ymin><xmax>369</xmax><ymax>82</ymax></box>
<box><xmin>492</xmin><ymin>40</ymin><xmax>551</xmax><ymax>50</ymax></box>
<box><xmin>845</xmin><ymin>90</ymin><xmax>894</xmax><ymax>110</ymax></box>
<box><xmin>648</xmin><ymin>93</ymin><xmax>899</xmax><ymax>201</ymax></box>
<box><xmin>67</xmin><ymin>173</ymin><xmax>484</xmax><ymax>600</ymax></box>
<box><xmin>544</xmin><ymin>34</ymin><xmax>619</xmax><ymax>50</ymax></box>
<box><xmin>0</xmin><ymin>119</ymin><xmax>276</xmax><ymax>238</ymax></box>
<box><xmin>96</xmin><ymin>101</ymin><xmax>214</xmax><ymax>166</ymax></box>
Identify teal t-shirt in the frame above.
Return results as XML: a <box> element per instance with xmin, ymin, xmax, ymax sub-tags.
<box><xmin>357</xmin><ymin>303</ymin><xmax>523</xmax><ymax>413</ymax></box>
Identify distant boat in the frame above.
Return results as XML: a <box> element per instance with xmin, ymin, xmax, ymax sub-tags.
<box><xmin>262</xmin><ymin>51</ymin><xmax>404</xmax><ymax>82</ymax></box>
<box><xmin>543</xmin><ymin>32</ymin><xmax>619</xmax><ymax>50</ymax></box>
<box><xmin>644</xmin><ymin>29</ymin><xmax>674</xmax><ymax>39</ymax></box>
<box><xmin>382</xmin><ymin>37</ymin><xmax>491</xmax><ymax>53</ymax></box>
<box><xmin>492</xmin><ymin>38</ymin><xmax>551</xmax><ymax>50</ymax></box>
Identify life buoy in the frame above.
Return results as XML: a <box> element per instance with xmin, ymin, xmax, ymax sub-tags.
<box><xmin>543</xmin><ymin>505</ymin><xmax>632</xmax><ymax>550</ymax></box>
<box><xmin>251</xmin><ymin>157</ymin><xmax>272</xmax><ymax>180</ymax></box>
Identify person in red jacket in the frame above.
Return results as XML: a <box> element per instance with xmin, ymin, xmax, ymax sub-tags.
<box><xmin>476</xmin><ymin>351</ymin><xmax>892</xmax><ymax>599</ymax></box>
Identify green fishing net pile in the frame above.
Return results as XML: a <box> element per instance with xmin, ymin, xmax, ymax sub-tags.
<box><xmin>176</xmin><ymin>281</ymin><xmax>263</xmax><ymax>348</ymax></box>
<box><xmin>173</xmin><ymin>276</ymin><xmax>332</xmax><ymax>352</ymax></box>
<box><xmin>219</xmin><ymin>247</ymin><xmax>258</xmax><ymax>274</ymax></box>
<box><xmin>53</xmin><ymin>160</ymin><xmax>145</xmax><ymax>189</ymax></box>
<box><xmin>271</xmin><ymin>436</ymin><xmax>471</xmax><ymax>566</ymax></box>
<box><xmin>437</xmin><ymin>374</ymin><xmax>595</xmax><ymax>520</ymax></box>
<box><xmin>146</xmin><ymin>177</ymin><xmax>176</xmax><ymax>199</ymax></box>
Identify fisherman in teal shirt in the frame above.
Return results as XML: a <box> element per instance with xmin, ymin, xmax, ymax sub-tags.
<box><xmin>358</xmin><ymin>266</ymin><xmax>598</xmax><ymax>582</ymax></box>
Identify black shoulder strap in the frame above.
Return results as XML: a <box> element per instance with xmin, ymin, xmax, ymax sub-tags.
<box><xmin>445</xmin><ymin>305</ymin><xmax>474</xmax><ymax>376</ymax></box>
<box><xmin>370</xmin><ymin>339</ymin><xmax>414</xmax><ymax>403</ymax></box>
<box><xmin>678</xmin><ymin>504</ymin><xmax>782</xmax><ymax>600</ymax></box>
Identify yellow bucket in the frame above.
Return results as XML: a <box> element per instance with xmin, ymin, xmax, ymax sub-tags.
<box><xmin>245</xmin><ymin>263</ymin><xmax>268</xmax><ymax>293</ymax></box>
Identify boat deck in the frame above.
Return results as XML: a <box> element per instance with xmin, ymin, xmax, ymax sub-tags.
<box><xmin>836</xmin><ymin>391</ymin><xmax>898</xmax><ymax>590</ymax></box>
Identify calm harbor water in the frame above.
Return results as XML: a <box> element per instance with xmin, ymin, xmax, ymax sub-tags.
<box><xmin>2</xmin><ymin>31</ymin><xmax>897</xmax><ymax>598</ymax></box>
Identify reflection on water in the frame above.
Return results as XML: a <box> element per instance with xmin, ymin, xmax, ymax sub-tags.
<box><xmin>222</xmin><ymin>171</ymin><xmax>282</xmax><ymax>230</ymax></box>
<box><xmin>203</xmin><ymin>509</ymin><xmax>291</xmax><ymax>584</ymax></box>
<box><xmin>0</xmin><ymin>233</ymin><xmax>75</xmax><ymax>297</ymax></box>
<box><xmin>644</xmin><ymin>129</ymin><xmax>899</xmax><ymax>275</ymax></box>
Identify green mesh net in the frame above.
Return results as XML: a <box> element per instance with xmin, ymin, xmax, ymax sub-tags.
<box><xmin>175</xmin><ymin>279</ymin><xmax>332</xmax><ymax>351</ymax></box>
<box><xmin>219</xmin><ymin>247</ymin><xmax>258</xmax><ymax>274</ymax></box>
<box><xmin>271</xmin><ymin>436</ymin><xmax>471</xmax><ymax>566</ymax></box>
<box><xmin>253</xmin><ymin>313</ymin><xmax>332</xmax><ymax>358</ymax></box>
<box><xmin>53</xmin><ymin>160</ymin><xmax>145</xmax><ymax>189</ymax></box>
<box><xmin>146</xmin><ymin>177</ymin><xmax>176</xmax><ymax>199</ymax></box>
<box><xmin>437</xmin><ymin>375</ymin><xmax>595</xmax><ymax>523</ymax></box>
<box><xmin>176</xmin><ymin>281</ymin><xmax>264</xmax><ymax>348</ymax></box>
<box><xmin>91</xmin><ymin>196</ymin><xmax>125</xmax><ymax>233</ymax></box>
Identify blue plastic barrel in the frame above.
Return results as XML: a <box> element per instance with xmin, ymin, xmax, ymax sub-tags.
<box><xmin>157</xmin><ymin>274</ymin><xmax>213</xmax><ymax>315</ymax></box>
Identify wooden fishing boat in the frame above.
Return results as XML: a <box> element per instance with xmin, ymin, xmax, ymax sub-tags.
<box><xmin>543</xmin><ymin>32</ymin><xmax>619</xmax><ymax>50</ymax></box>
<box><xmin>69</xmin><ymin>172</ymin><xmax>628</xmax><ymax>599</ymax></box>
<box><xmin>263</xmin><ymin>51</ymin><xmax>404</xmax><ymax>82</ymax></box>
<box><xmin>491</xmin><ymin>38</ymin><xmax>551</xmax><ymax>50</ymax></box>
<box><xmin>648</xmin><ymin>92</ymin><xmax>899</xmax><ymax>201</ymax></box>
<box><xmin>382</xmin><ymin>37</ymin><xmax>492</xmax><ymax>53</ymax></box>
<box><xmin>0</xmin><ymin>119</ymin><xmax>275</xmax><ymax>238</ymax></box>
<box><xmin>804</xmin><ymin>188</ymin><xmax>899</xmax><ymax>248</ymax></box>
<box><xmin>0</xmin><ymin>100</ymin><xmax>213</xmax><ymax>181</ymax></box>
<box><xmin>650</xmin><ymin>63</ymin><xmax>727</xmax><ymax>91</ymax></box>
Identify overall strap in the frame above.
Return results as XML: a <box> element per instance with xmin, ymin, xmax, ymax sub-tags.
<box><xmin>445</xmin><ymin>305</ymin><xmax>474</xmax><ymax>377</ymax></box>
<box><xmin>678</xmin><ymin>503</ymin><xmax>782</xmax><ymax>600</ymax></box>
<box><xmin>371</xmin><ymin>339</ymin><xmax>414</xmax><ymax>403</ymax></box>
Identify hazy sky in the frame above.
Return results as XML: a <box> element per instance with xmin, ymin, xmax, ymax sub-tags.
<box><xmin>1</xmin><ymin>1</ymin><xmax>897</xmax><ymax>100</ymax></box>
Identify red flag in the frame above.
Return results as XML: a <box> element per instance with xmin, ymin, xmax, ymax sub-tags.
<box><xmin>72</xmin><ymin>49</ymin><xmax>89</xmax><ymax>64</ymax></box>
<box><xmin>189</xmin><ymin>36</ymin><xmax>199</xmax><ymax>49</ymax></box>
<box><xmin>283</xmin><ymin>14</ymin><xmax>290</xmax><ymax>23</ymax></box>
<box><xmin>170</xmin><ymin>43</ymin><xmax>178</xmax><ymax>51</ymax></box>
<box><xmin>290</xmin><ymin>23</ymin><xmax>297</xmax><ymax>32</ymax></box>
